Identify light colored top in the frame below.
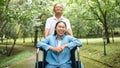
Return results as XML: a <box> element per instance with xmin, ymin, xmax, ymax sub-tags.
<box><xmin>58</xmin><ymin>40</ymin><xmax>61</xmax><ymax>46</ymax></box>
<box><xmin>37</xmin><ymin>35</ymin><xmax>82</xmax><ymax>65</ymax></box>
<box><xmin>45</xmin><ymin>16</ymin><xmax>71</xmax><ymax>36</ymax></box>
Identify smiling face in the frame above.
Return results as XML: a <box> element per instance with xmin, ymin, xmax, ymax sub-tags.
<box><xmin>53</xmin><ymin>3</ymin><xmax>63</xmax><ymax>14</ymax></box>
<box><xmin>55</xmin><ymin>21</ymin><xmax>67</xmax><ymax>37</ymax></box>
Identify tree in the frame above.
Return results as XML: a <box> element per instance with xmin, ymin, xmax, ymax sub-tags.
<box><xmin>67</xmin><ymin>0</ymin><xmax>120</xmax><ymax>43</ymax></box>
<box><xmin>0</xmin><ymin>0</ymin><xmax>11</xmax><ymax>32</ymax></box>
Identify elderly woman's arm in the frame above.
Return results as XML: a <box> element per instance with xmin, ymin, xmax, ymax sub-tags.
<box><xmin>37</xmin><ymin>36</ymin><xmax>63</xmax><ymax>53</ymax></box>
<box><xmin>65</xmin><ymin>36</ymin><xmax>82</xmax><ymax>50</ymax></box>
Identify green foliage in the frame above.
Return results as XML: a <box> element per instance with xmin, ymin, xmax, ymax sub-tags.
<box><xmin>3</xmin><ymin>23</ymin><xmax>19</xmax><ymax>39</ymax></box>
<box><xmin>0</xmin><ymin>0</ymin><xmax>120</xmax><ymax>40</ymax></box>
<box><xmin>0</xmin><ymin>50</ymin><xmax>31</xmax><ymax>68</ymax></box>
<box><xmin>66</xmin><ymin>0</ymin><xmax>120</xmax><ymax>39</ymax></box>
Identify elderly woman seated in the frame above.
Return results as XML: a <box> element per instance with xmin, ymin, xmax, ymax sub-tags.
<box><xmin>37</xmin><ymin>21</ymin><xmax>82</xmax><ymax>68</ymax></box>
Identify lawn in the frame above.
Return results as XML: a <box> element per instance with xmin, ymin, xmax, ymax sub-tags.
<box><xmin>80</xmin><ymin>37</ymin><xmax>120</xmax><ymax>68</ymax></box>
<box><xmin>0</xmin><ymin>40</ymin><xmax>35</xmax><ymax>68</ymax></box>
<box><xmin>0</xmin><ymin>37</ymin><xmax>120</xmax><ymax>68</ymax></box>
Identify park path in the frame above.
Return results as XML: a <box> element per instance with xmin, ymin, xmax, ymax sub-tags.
<box><xmin>9</xmin><ymin>54</ymin><xmax>36</xmax><ymax>68</ymax></box>
<box><xmin>8</xmin><ymin>46</ymin><xmax>43</xmax><ymax>68</ymax></box>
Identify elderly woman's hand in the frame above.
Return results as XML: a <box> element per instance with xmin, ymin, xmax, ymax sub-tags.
<box><xmin>49</xmin><ymin>47</ymin><xmax>62</xmax><ymax>53</ymax></box>
<box><xmin>49</xmin><ymin>45</ymin><xmax>68</xmax><ymax>53</ymax></box>
<box><xmin>60</xmin><ymin>45</ymin><xmax>67</xmax><ymax>51</ymax></box>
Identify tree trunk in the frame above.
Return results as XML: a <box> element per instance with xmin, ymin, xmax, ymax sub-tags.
<box><xmin>102</xmin><ymin>10</ymin><xmax>110</xmax><ymax>43</ymax></box>
<box><xmin>111</xmin><ymin>28</ymin><xmax>114</xmax><ymax>43</ymax></box>
<box><xmin>104</xmin><ymin>20</ymin><xmax>110</xmax><ymax>43</ymax></box>
<box><xmin>23</xmin><ymin>36</ymin><xmax>25</xmax><ymax>43</ymax></box>
<box><xmin>7</xmin><ymin>39</ymin><xmax>16</xmax><ymax>56</ymax></box>
<box><xmin>34</xmin><ymin>29</ymin><xmax>38</xmax><ymax>47</ymax></box>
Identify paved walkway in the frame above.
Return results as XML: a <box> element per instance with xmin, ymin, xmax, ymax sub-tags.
<box><xmin>8</xmin><ymin>51</ymin><xmax>43</xmax><ymax>68</ymax></box>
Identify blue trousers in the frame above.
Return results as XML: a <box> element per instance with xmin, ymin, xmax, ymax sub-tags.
<box><xmin>45</xmin><ymin>63</ymin><xmax>72</xmax><ymax>68</ymax></box>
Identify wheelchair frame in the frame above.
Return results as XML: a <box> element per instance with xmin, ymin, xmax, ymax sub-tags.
<box><xmin>35</xmin><ymin>46</ymin><xmax>83</xmax><ymax>68</ymax></box>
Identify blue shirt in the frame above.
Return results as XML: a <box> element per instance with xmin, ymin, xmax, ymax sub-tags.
<box><xmin>37</xmin><ymin>35</ymin><xmax>82</xmax><ymax>66</ymax></box>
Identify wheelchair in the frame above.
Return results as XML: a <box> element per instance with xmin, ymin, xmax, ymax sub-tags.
<box><xmin>35</xmin><ymin>46</ymin><xmax>84</xmax><ymax>68</ymax></box>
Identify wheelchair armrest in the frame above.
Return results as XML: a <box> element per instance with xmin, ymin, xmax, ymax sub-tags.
<box><xmin>71</xmin><ymin>45</ymin><xmax>81</xmax><ymax>53</ymax></box>
<box><xmin>36</xmin><ymin>47</ymin><xmax>47</xmax><ymax>59</ymax></box>
<box><xmin>36</xmin><ymin>48</ymin><xmax>39</xmax><ymax>54</ymax></box>
<box><xmin>39</xmin><ymin>47</ymin><xmax>46</xmax><ymax>52</ymax></box>
<box><xmin>36</xmin><ymin>47</ymin><xmax>47</xmax><ymax>57</ymax></box>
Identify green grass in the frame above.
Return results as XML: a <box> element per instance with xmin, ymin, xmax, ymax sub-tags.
<box><xmin>0</xmin><ymin>37</ymin><xmax>120</xmax><ymax>68</ymax></box>
<box><xmin>80</xmin><ymin>37</ymin><xmax>120</xmax><ymax>68</ymax></box>
<box><xmin>0</xmin><ymin>38</ymin><xmax>34</xmax><ymax>68</ymax></box>
<box><xmin>0</xmin><ymin>50</ymin><xmax>32</xmax><ymax>68</ymax></box>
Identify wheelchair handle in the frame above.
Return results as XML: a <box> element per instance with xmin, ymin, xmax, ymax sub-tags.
<box><xmin>36</xmin><ymin>48</ymin><xmax>39</xmax><ymax>68</ymax></box>
<box><xmin>77</xmin><ymin>47</ymin><xmax>80</xmax><ymax>61</ymax></box>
